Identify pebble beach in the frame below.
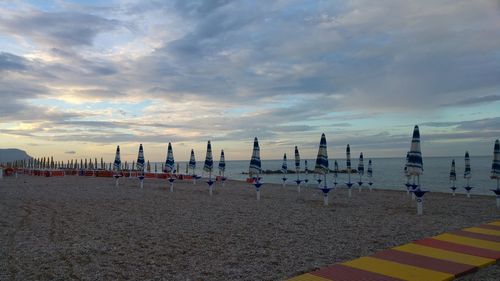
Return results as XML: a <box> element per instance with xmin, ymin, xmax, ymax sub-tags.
<box><xmin>0</xmin><ymin>175</ymin><xmax>498</xmax><ymax>280</ymax></box>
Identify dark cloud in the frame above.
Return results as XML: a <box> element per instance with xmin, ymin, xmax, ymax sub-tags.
<box><xmin>0</xmin><ymin>52</ymin><xmax>27</xmax><ymax>72</ymax></box>
<box><xmin>0</xmin><ymin>11</ymin><xmax>122</xmax><ymax>47</ymax></box>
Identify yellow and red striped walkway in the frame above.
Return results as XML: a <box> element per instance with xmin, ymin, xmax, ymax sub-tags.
<box><xmin>288</xmin><ymin>221</ymin><xmax>500</xmax><ymax>281</ymax></box>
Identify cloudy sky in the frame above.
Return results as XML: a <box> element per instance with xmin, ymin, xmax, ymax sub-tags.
<box><xmin>1</xmin><ymin>0</ymin><xmax>499</xmax><ymax>162</ymax></box>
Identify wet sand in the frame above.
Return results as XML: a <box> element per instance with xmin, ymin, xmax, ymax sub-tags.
<box><xmin>0</xmin><ymin>175</ymin><xmax>498</xmax><ymax>280</ymax></box>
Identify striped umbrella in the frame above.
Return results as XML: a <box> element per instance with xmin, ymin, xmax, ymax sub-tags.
<box><xmin>113</xmin><ymin>146</ymin><xmax>121</xmax><ymax>171</ymax></box>
<box><xmin>136</xmin><ymin>144</ymin><xmax>145</xmax><ymax>188</ymax></box>
<box><xmin>407</xmin><ymin>125</ymin><xmax>428</xmax><ymax>215</ymax></box>
<box><xmin>249</xmin><ymin>137</ymin><xmax>263</xmax><ymax>200</ymax></box>
<box><xmin>367</xmin><ymin>159</ymin><xmax>373</xmax><ymax>188</ymax></box>
<box><xmin>491</xmin><ymin>139</ymin><xmax>500</xmax><ymax>207</ymax></box>
<box><xmin>357</xmin><ymin>152</ymin><xmax>364</xmax><ymax>188</ymax></box>
<box><xmin>204</xmin><ymin>141</ymin><xmax>215</xmax><ymax>194</ymax></box>
<box><xmin>407</xmin><ymin>125</ymin><xmax>423</xmax><ymax>177</ymax></box>
<box><xmin>218</xmin><ymin>149</ymin><xmax>226</xmax><ymax>186</ymax></box>
<box><xmin>294</xmin><ymin>146</ymin><xmax>302</xmax><ymax>189</ymax></box>
<box><xmin>204</xmin><ymin>141</ymin><xmax>214</xmax><ymax>174</ymax></box>
<box><xmin>464</xmin><ymin>151</ymin><xmax>472</xmax><ymax>197</ymax></box>
<box><xmin>346</xmin><ymin>144</ymin><xmax>353</xmax><ymax>191</ymax></box>
<box><xmin>189</xmin><ymin>149</ymin><xmax>199</xmax><ymax>184</ymax></box>
<box><xmin>315</xmin><ymin>134</ymin><xmax>329</xmax><ymax>176</ymax></box>
<box><xmin>189</xmin><ymin>149</ymin><xmax>196</xmax><ymax>174</ymax></box>
<box><xmin>449</xmin><ymin>159</ymin><xmax>457</xmax><ymax>195</ymax></box>
<box><xmin>492</xmin><ymin>139</ymin><xmax>500</xmax><ymax>182</ymax></box>
<box><xmin>315</xmin><ymin>133</ymin><xmax>332</xmax><ymax>205</ymax></box>
<box><xmin>136</xmin><ymin>144</ymin><xmax>145</xmax><ymax>172</ymax></box>
<box><xmin>218</xmin><ymin>150</ymin><xmax>226</xmax><ymax>174</ymax></box>
<box><xmin>165</xmin><ymin>142</ymin><xmax>175</xmax><ymax>192</ymax></box>
<box><xmin>281</xmin><ymin>153</ymin><xmax>288</xmax><ymax>187</ymax></box>
<box><xmin>464</xmin><ymin>151</ymin><xmax>471</xmax><ymax>180</ymax></box>
<box><xmin>165</xmin><ymin>143</ymin><xmax>175</xmax><ymax>174</ymax></box>
<box><xmin>249</xmin><ymin>137</ymin><xmax>262</xmax><ymax>176</ymax></box>
<box><xmin>113</xmin><ymin>145</ymin><xmax>122</xmax><ymax>186</ymax></box>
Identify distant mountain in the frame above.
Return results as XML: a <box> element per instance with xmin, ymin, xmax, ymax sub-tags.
<box><xmin>0</xmin><ymin>148</ymin><xmax>31</xmax><ymax>163</ymax></box>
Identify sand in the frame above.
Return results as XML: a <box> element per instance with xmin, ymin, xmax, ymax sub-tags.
<box><xmin>0</xmin><ymin>174</ymin><xmax>498</xmax><ymax>281</ymax></box>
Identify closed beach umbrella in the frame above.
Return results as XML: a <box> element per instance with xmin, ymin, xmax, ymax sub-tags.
<box><xmin>491</xmin><ymin>139</ymin><xmax>500</xmax><ymax>181</ymax></box>
<box><xmin>249</xmin><ymin>137</ymin><xmax>263</xmax><ymax>200</ymax></box>
<box><xmin>249</xmin><ymin>137</ymin><xmax>262</xmax><ymax>176</ymax></box>
<box><xmin>136</xmin><ymin>144</ymin><xmax>145</xmax><ymax>188</ymax></box>
<box><xmin>218</xmin><ymin>150</ymin><xmax>226</xmax><ymax>174</ymax></box>
<box><xmin>189</xmin><ymin>149</ymin><xmax>196</xmax><ymax>173</ymax></box>
<box><xmin>165</xmin><ymin>142</ymin><xmax>175</xmax><ymax>192</ymax></box>
<box><xmin>357</xmin><ymin>152</ymin><xmax>364</xmax><ymax>189</ymax></box>
<box><xmin>113</xmin><ymin>146</ymin><xmax>121</xmax><ymax>171</ymax></box>
<box><xmin>333</xmin><ymin>160</ymin><xmax>339</xmax><ymax>186</ymax></box>
<box><xmin>367</xmin><ymin>159</ymin><xmax>373</xmax><ymax>189</ymax></box>
<box><xmin>165</xmin><ymin>143</ymin><xmax>175</xmax><ymax>174</ymax></box>
<box><xmin>449</xmin><ymin>159</ymin><xmax>457</xmax><ymax>195</ymax></box>
<box><xmin>204</xmin><ymin>141</ymin><xmax>215</xmax><ymax>195</ymax></box>
<box><xmin>315</xmin><ymin>134</ymin><xmax>329</xmax><ymax>176</ymax></box>
<box><xmin>189</xmin><ymin>149</ymin><xmax>198</xmax><ymax>184</ymax></box>
<box><xmin>113</xmin><ymin>145</ymin><xmax>122</xmax><ymax>186</ymax></box>
<box><xmin>464</xmin><ymin>151</ymin><xmax>472</xmax><ymax>197</ymax></box>
<box><xmin>490</xmin><ymin>139</ymin><xmax>500</xmax><ymax>207</ymax></box>
<box><xmin>294</xmin><ymin>146</ymin><xmax>302</xmax><ymax>191</ymax></box>
<box><xmin>281</xmin><ymin>153</ymin><xmax>288</xmax><ymax>187</ymax></box>
<box><xmin>407</xmin><ymin>125</ymin><xmax>427</xmax><ymax>215</ymax></box>
<box><xmin>218</xmin><ymin>149</ymin><xmax>226</xmax><ymax>186</ymax></box>
<box><xmin>346</xmin><ymin>144</ymin><xmax>353</xmax><ymax>190</ymax></box>
<box><xmin>315</xmin><ymin>133</ymin><xmax>332</xmax><ymax>205</ymax></box>
<box><xmin>407</xmin><ymin>126</ymin><xmax>423</xmax><ymax>177</ymax></box>
<box><xmin>136</xmin><ymin>144</ymin><xmax>145</xmax><ymax>171</ymax></box>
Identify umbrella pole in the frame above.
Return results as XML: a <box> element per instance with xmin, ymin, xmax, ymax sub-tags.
<box><xmin>222</xmin><ymin>171</ymin><xmax>225</xmax><ymax>188</ymax></box>
<box><xmin>411</xmin><ymin>176</ymin><xmax>416</xmax><ymax>200</ymax></box>
<box><xmin>323</xmin><ymin>174</ymin><xmax>328</xmax><ymax>206</ymax></box>
<box><xmin>452</xmin><ymin>180</ymin><xmax>455</xmax><ymax>196</ymax></box>
<box><xmin>358</xmin><ymin>174</ymin><xmax>362</xmax><ymax>192</ymax></box>
<box><xmin>209</xmin><ymin>171</ymin><xmax>213</xmax><ymax>196</ymax></box>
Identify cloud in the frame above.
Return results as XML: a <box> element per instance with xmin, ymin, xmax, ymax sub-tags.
<box><xmin>0</xmin><ymin>9</ymin><xmax>122</xmax><ymax>47</ymax></box>
<box><xmin>65</xmin><ymin>151</ymin><xmax>76</xmax><ymax>154</ymax></box>
<box><xmin>441</xmin><ymin>95</ymin><xmax>500</xmax><ymax>107</ymax></box>
<box><xmin>0</xmin><ymin>52</ymin><xmax>27</xmax><ymax>72</ymax></box>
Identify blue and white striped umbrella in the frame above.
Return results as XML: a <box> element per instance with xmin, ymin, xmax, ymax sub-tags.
<box><xmin>249</xmin><ymin>137</ymin><xmax>262</xmax><ymax>175</ymax></box>
<box><xmin>449</xmin><ymin>159</ymin><xmax>456</xmax><ymax>181</ymax></box>
<box><xmin>367</xmin><ymin>159</ymin><xmax>373</xmax><ymax>178</ymax></box>
<box><xmin>492</xmin><ymin>139</ymin><xmax>500</xmax><ymax>179</ymax></box>
<box><xmin>218</xmin><ymin>150</ymin><xmax>226</xmax><ymax>173</ymax></box>
<box><xmin>464</xmin><ymin>151</ymin><xmax>471</xmax><ymax>179</ymax></box>
<box><xmin>315</xmin><ymin>133</ymin><xmax>329</xmax><ymax>174</ymax></box>
<box><xmin>165</xmin><ymin>142</ymin><xmax>175</xmax><ymax>173</ymax></box>
<box><xmin>346</xmin><ymin>144</ymin><xmax>351</xmax><ymax>171</ymax></box>
<box><xmin>281</xmin><ymin>153</ymin><xmax>288</xmax><ymax>174</ymax></box>
<box><xmin>113</xmin><ymin>145</ymin><xmax>121</xmax><ymax>171</ymax></box>
<box><xmin>358</xmin><ymin>153</ymin><xmax>364</xmax><ymax>176</ymax></box>
<box><xmin>407</xmin><ymin>125</ymin><xmax>423</xmax><ymax>176</ymax></box>
<box><xmin>189</xmin><ymin>149</ymin><xmax>196</xmax><ymax>170</ymax></box>
<box><xmin>294</xmin><ymin>146</ymin><xmax>300</xmax><ymax>172</ymax></box>
<box><xmin>203</xmin><ymin>140</ymin><xmax>213</xmax><ymax>173</ymax></box>
<box><xmin>136</xmin><ymin>144</ymin><xmax>145</xmax><ymax>172</ymax></box>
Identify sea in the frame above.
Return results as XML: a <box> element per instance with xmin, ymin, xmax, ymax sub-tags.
<box><xmin>152</xmin><ymin>156</ymin><xmax>497</xmax><ymax>196</ymax></box>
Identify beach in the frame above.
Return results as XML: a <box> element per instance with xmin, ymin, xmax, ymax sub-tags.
<box><xmin>0</xmin><ymin>175</ymin><xmax>498</xmax><ymax>280</ymax></box>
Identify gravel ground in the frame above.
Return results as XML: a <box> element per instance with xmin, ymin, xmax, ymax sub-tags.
<box><xmin>0</xmin><ymin>174</ymin><xmax>498</xmax><ymax>280</ymax></box>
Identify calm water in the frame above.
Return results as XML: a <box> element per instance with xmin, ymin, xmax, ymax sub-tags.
<box><xmin>158</xmin><ymin>156</ymin><xmax>497</xmax><ymax>196</ymax></box>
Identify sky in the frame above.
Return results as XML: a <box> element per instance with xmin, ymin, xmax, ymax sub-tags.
<box><xmin>0</xmin><ymin>0</ymin><xmax>499</xmax><ymax>162</ymax></box>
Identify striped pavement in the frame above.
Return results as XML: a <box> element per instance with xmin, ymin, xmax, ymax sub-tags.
<box><xmin>288</xmin><ymin>221</ymin><xmax>500</xmax><ymax>281</ymax></box>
